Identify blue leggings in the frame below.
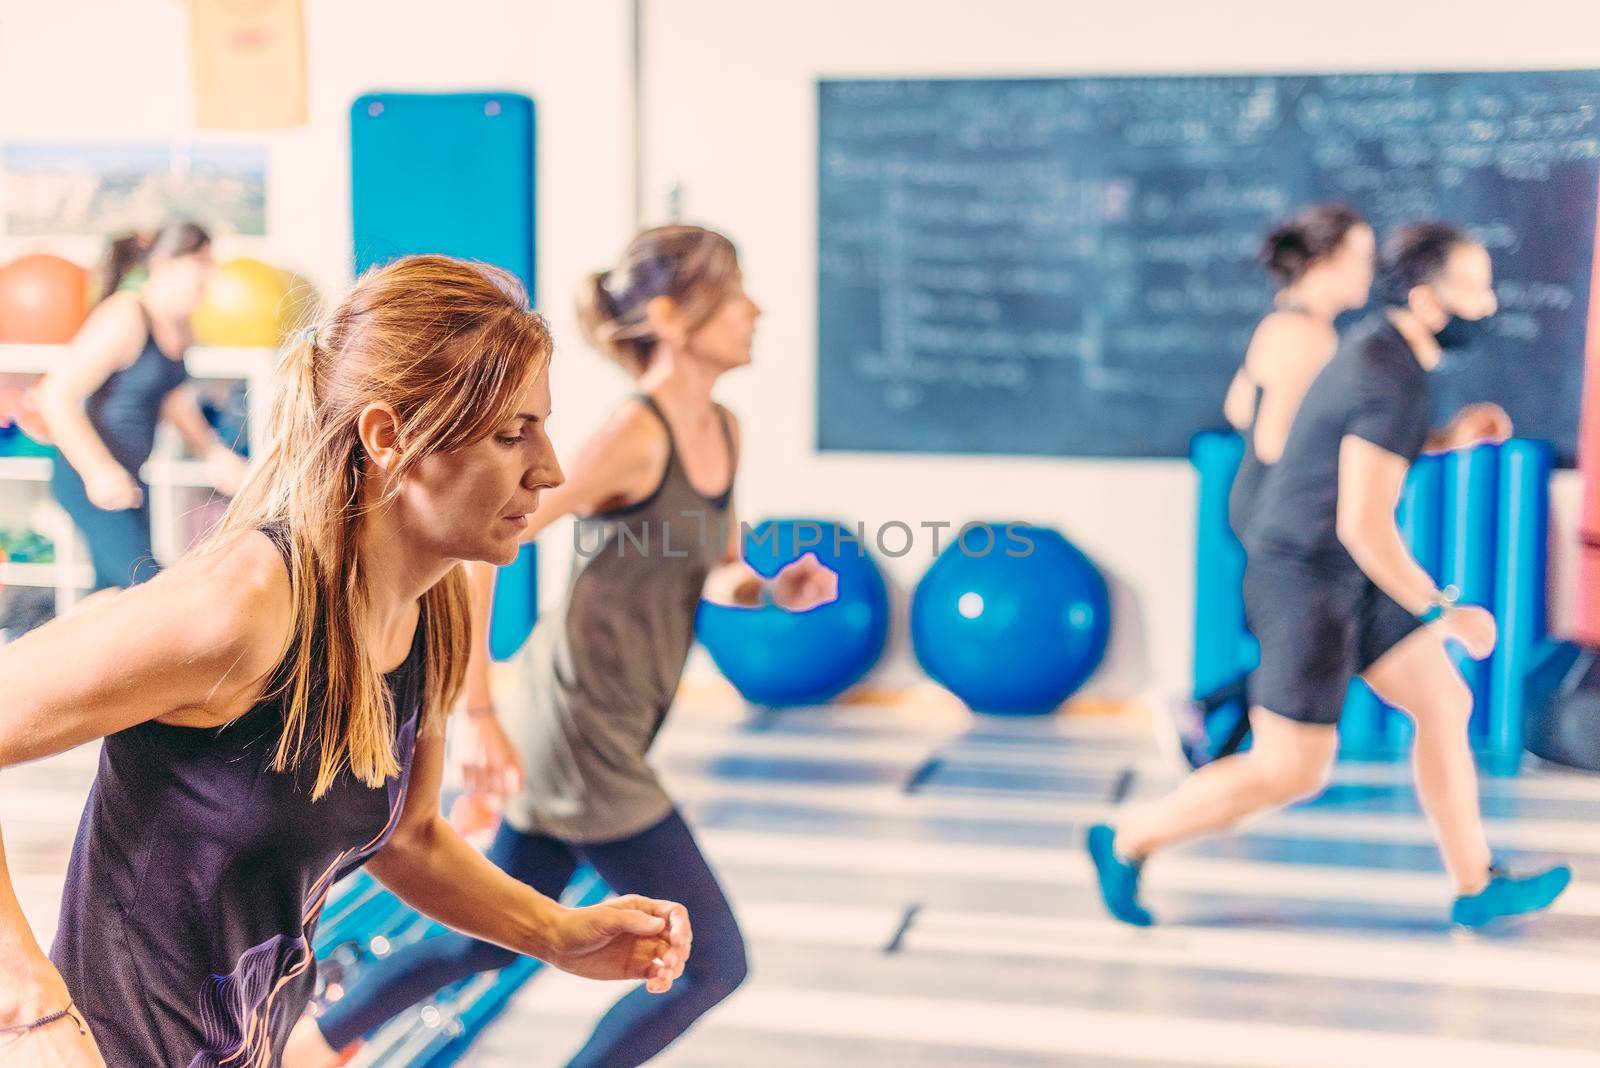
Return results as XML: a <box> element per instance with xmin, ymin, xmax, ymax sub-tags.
<box><xmin>317</xmin><ymin>810</ymin><xmax>747</xmax><ymax>1067</ymax></box>
<box><xmin>49</xmin><ymin>459</ymin><xmax>157</xmax><ymax>591</ymax></box>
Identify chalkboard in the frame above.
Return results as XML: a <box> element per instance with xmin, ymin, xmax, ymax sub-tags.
<box><xmin>818</xmin><ymin>72</ymin><xmax>1600</xmax><ymax>462</ymax></box>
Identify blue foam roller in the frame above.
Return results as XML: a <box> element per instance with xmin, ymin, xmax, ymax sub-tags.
<box><xmin>1492</xmin><ymin>439</ymin><xmax>1554</xmax><ymax>765</ymax></box>
<box><xmin>1345</xmin><ymin>455</ymin><xmax>1451</xmax><ymax>759</ymax></box>
<box><xmin>1190</xmin><ymin>432</ymin><xmax>1249</xmax><ymax>697</ymax></box>
<box><xmin>1381</xmin><ymin>453</ymin><xmax>1446</xmax><ymax>749</ymax></box>
<box><xmin>1442</xmin><ymin>444</ymin><xmax>1501</xmax><ymax>741</ymax></box>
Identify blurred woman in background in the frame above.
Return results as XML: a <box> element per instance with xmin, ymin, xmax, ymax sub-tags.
<box><xmin>1168</xmin><ymin>204</ymin><xmax>1375</xmax><ymax>767</ymax></box>
<box><xmin>35</xmin><ymin>221</ymin><xmax>249</xmax><ymax>591</ymax></box>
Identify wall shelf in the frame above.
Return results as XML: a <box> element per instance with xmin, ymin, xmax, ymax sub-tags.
<box><xmin>0</xmin><ymin>344</ymin><xmax>278</xmax><ymax>617</ymax></box>
<box><xmin>1</xmin><ymin>560</ymin><xmax>94</xmax><ymax>590</ymax></box>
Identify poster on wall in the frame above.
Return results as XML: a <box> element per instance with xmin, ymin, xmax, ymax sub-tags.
<box><xmin>0</xmin><ymin>143</ymin><xmax>267</xmax><ymax>237</ymax></box>
<box><xmin>189</xmin><ymin>0</ymin><xmax>308</xmax><ymax>129</ymax></box>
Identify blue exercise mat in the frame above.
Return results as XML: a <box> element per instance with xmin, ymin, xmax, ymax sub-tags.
<box><xmin>351</xmin><ymin>90</ymin><xmax>540</xmax><ymax>660</ymax></box>
<box><xmin>315</xmin><ymin>90</ymin><xmax>548</xmax><ymax>1066</ymax></box>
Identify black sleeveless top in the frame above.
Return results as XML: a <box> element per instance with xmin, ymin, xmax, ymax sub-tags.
<box><xmin>85</xmin><ymin>302</ymin><xmax>191</xmax><ymax>475</ymax></box>
<box><xmin>50</xmin><ymin>526</ymin><xmax>428</xmax><ymax>1067</ymax></box>
<box><xmin>1229</xmin><ymin>378</ymin><xmax>1268</xmax><ymax>540</ymax></box>
<box><xmin>1228</xmin><ymin>306</ymin><xmax>1317</xmax><ymax>540</ymax></box>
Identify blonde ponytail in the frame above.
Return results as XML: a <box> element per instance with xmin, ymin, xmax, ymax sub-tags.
<box><xmin>203</xmin><ymin>256</ymin><xmax>552</xmax><ymax>799</ymax></box>
<box><xmin>576</xmin><ymin>225</ymin><xmax>740</xmax><ymax>377</ymax></box>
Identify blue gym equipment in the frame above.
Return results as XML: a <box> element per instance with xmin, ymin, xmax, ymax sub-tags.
<box><xmin>1191</xmin><ymin>430</ymin><xmax>1556</xmax><ymax>772</ymax></box>
<box><xmin>911</xmin><ymin>523</ymin><xmax>1111</xmax><ymax>716</ymax></box>
<box><xmin>696</xmin><ymin>518</ymin><xmax>890</xmax><ymax>708</ymax></box>
<box><xmin>319</xmin><ymin>91</ymin><xmax>565</xmax><ymax>1065</ymax></box>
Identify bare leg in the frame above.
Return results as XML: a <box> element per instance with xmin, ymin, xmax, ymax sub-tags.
<box><xmin>1362</xmin><ymin>629</ymin><xmax>1493</xmax><ymax>894</ymax></box>
<box><xmin>1116</xmin><ymin>708</ymin><xmax>1338</xmax><ymax>859</ymax></box>
<box><xmin>283</xmin><ymin>1016</ymin><xmax>344</xmax><ymax>1068</ymax></box>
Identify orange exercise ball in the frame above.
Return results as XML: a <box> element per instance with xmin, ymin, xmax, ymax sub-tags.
<box><xmin>0</xmin><ymin>254</ymin><xmax>91</xmax><ymax>344</ymax></box>
<box><xmin>192</xmin><ymin>257</ymin><xmax>294</xmax><ymax>348</ymax></box>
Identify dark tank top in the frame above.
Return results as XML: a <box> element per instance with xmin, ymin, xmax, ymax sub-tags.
<box><xmin>50</xmin><ymin>525</ymin><xmax>428</xmax><ymax>1067</ymax></box>
<box><xmin>85</xmin><ymin>301</ymin><xmax>191</xmax><ymax>475</ymax></box>
<box><xmin>1228</xmin><ymin>307</ymin><xmax>1317</xmax><ymax>540</ymax></box>
<box><xmin>1229</xmin><ymin>377</ymin><xmax>1268</xmax><ymax>540</ymax></box>
<box><xmin>502</xmin><ymin>394</ymin><xmax>736</xmax><ymax>843</ymax></box>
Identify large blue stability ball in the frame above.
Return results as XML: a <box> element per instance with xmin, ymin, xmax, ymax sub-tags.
<box><xmin>696</xmin><ymin>518</ymin><xmax>890</xmax><ymax>708</ymax></box>
<box><xmin>912</xmin><ymin>524</ymin><xmax>1111</xmax><ymax>715</ymax></box>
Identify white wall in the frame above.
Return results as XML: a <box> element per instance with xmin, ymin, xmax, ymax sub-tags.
<box><xmin>2</xmin><ymin>1</ymin><xmax>1595</xmax><ymax>701</ymax></box>
<box><xmin>0</xmin><ymin>0</ymin><xmax>638</xmax><ymax>447</ymax></box>
<box><xmin>0</xmin><ymin>0</ymin><xmax>644</xmax><ymax>626</ymax></box>
<box><xmin>0</xmin><ymin>1</ymin><xmax>634</xmax><ymax>308</ymax></box>
<box><xmin>640</xmin><ymin>0</ymin><xmax>1600</xmax><ymax>698</ymax></box>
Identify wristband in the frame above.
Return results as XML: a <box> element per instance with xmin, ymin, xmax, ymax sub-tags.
<box><xmin>1416</xmin><ymin>585</ymin><xmax>1460</xmax><ymax>624</ymax></box>
<box><xmin>0</xmin><ymin>1003</ymin><xmax>85</xmax><ymax>1037</ymax></box>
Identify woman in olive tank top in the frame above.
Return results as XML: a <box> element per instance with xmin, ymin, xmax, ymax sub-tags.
<box><xmin>304</xmin><ymin>227</ymin><xmax>837</xmax><ymax>1068</ymax></box>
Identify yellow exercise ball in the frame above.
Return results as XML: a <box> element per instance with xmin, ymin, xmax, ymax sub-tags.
<box><xmin>192</xmin><ymin>257</ymin><xmax>293</xmax><ymax>347</ymax></box>
<box><xmin>278</xmin><ymin>270</ymin><xmax>325</xmax><ymax>335</ymax></box>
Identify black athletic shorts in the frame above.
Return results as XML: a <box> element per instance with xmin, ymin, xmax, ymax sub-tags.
<box><xmin>1242</xmin><ymin>551</ymin><xmax>1423</xmax><ymax>725</ymax></box>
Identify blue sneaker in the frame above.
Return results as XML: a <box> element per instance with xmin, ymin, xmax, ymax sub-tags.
<box><xmin>1087</xmin><ymin>824</ymin><xmax>1154</xmax><ymax>927</ymax></box>
<box><xmin>1451</xmin><ymin>864</ymin><xmax>1572</xmax><ymax>928</ymax></box>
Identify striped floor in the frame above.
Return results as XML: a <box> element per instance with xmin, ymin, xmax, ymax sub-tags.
<box><xmin>7</xmin><ymin>699</ymin><xmax>1600</xmax><ymax>1066</ymax></box>
<box><xmin>465</xmin><ymin>702</ymin><xmax>1600</xmax><ymax>1068</ymax></box>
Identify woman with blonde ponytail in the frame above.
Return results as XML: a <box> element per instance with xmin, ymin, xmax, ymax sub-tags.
<box><xmin>0</xmin><ymin>255</ymin><xmax>690</xmax><ymax>1068</ymax></box>
<box><xmin>304</xmin><ymin>226</ymin><xmax>836</xmax><ymax>1068</ymax></box>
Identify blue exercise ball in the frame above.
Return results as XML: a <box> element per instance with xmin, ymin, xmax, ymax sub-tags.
<box><xmin>911</xmin><ymin>524</ymin><xmax>1110</xmax><ymax>715</ymax></box>
<box><xmin>696</xmin><ymin>518</ymin><xmax>890</xmax><ymax>708</ymax></box>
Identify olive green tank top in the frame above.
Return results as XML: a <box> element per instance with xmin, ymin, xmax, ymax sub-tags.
<box><xmin>502</xmin><ymin>394</ymin><xmax>735</xmax><ymax>842</ymax></box>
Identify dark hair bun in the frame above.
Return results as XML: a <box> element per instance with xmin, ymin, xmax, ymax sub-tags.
<box><xmin>1258</xmin><ymin>203</ymin><xmax>1366</xmax><ymax>290</ymax></box>
<box><xmin>1262</xmin><ymin>224</ymin><xmax>1311</xmax><ymax>288</ymax></box>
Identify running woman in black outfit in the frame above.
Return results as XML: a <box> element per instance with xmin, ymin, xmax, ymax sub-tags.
<box><xmin>1170</xmin><ymin>205</ymin><xmax>1374</xmax><ymax>766</ymax></box>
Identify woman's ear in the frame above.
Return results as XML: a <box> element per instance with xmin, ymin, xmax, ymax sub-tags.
<box><xmin>644</xmin><ymin>295</ymin><xmax>687</xmax><ymax>347</ymax></box>
<box><xmin>356</xmin><ymin>403</ymin><xmax>404</xmax><ymax>472</ymax></box>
